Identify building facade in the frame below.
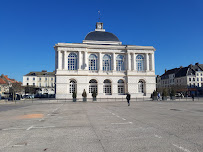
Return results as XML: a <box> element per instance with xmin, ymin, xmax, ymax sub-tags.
<box><xmin>55</xmin><ymin>22</ymin><xmax>156</xmax><ymax>99</ymax></box>
<box><xmin>23</xmin><ymin>70</ymin><xmax>55</xmax><ymax>95</ymax></box>
<box><xmin>157</xmin><ymin>63</ymin><xmax>203</xmax><ymax>95</ymax></box>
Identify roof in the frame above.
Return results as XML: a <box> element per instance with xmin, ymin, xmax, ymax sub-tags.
<box><xmin>25</xmin><ymin>71</ymin><xmax>55</xmax><ymax>76</ymax></box>
<box><xmin>175</xmin><ymin>67</ymin><xmax>189</xmax><ymax>77</ymax></box>
<box><xmin>84</xmin><ymin>31</ymin><xmax>120</xmax><ymax>42</ymax></box>
<box><xmin>0</xmin><ymin>78</ymin><xmax>6</xmax><ymax>84</ymax></box>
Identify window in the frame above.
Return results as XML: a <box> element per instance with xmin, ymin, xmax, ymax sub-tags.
<box><xmin>39</xmin><ymin>78</ymin><xmax>41</xmax><ymax>81</ymax></box>
<box><xmin>118</xmin><ymin>79</ymin><xmax>125</xmax><ymax>95</ymax></box>
<box><xmin>198</xmin><ymin>83</ymin><xmax>200</xmax><ymax>87</ymax></box>
<box><xmin>89</xmin><ymin>54</ymin><xmax>98</xmax><ymax>71</ymax></box>
<box><xmin>51</xmin><ymin>78</ymin><xmax>53</xmax><ymax>81</ymax></box>
<box><xmin>39</xmin><ymin>83</ymin><xmax>41</xmax><ymax>87</ymax></box>
<box><xmin>45</xmin><ymin>78</ymin><xmax>47</xmax><ymax>81</ymax></box>
<box><xmin>116</xmin><ymin>55</ymin><xmax>124</xmax><ymax>71</ymax></box>
<box><xmin>201</xmin><ymin>78</ymin><xmax>203</xmax><ymax>81</ymax></box>
<box><xmin>136</xmin><ymin>55</ymin><xmax>144</xmax><ymax>71</ymax></box>
<box><xmin>193</xmin><ymin>78</ymin><xmax>195</xmax><ymax>81</ymax></box>
<box><xmin>27</xmin><ymin>83</ymin><xmax>29</xmax><ymax>86</ymax></box>
<box><xmin>33</xmin><ymin>78</ymin><xmax>35</xmax><ymax>80</ymax></box>
<box><xmin>138</xmin><ymin>81</ymin><xmax>144</xmax><ymax>93</ymax></box>
<box><xmin>27</xmin><ymin>77</ymin><xmax>29</xmax><ymax>80</ymax></box>
<box><xmin>69</xmin><ymin>80</ymin><xmax>76</xmax><ymax>93</ymax></box>
<box><xmin>103</xmin><ymin>54</ymin><xmax>111</xmax><ymax>71</ymax></box>
<box><xmin>197</xmin><ymin>78</ymin><xmax>199</xmax><ymax>81</ymax></box>
<box><xmin>51</xmin><ymin>83</ymin><xmax>54</xmax><ymax>87</ymax></box>
<box><xmin>68</xmin><ymin>53</ymin><xmax>77</xmax><ymax>70</ymax></box>
<box><xmin>189</xmin><ymin>78</ymin><xmax>191</xmax><ymax>81</ymax></box>
<box><xmin>89</xmin><ymin>79</ymin><xmax>97</xmax><ymax>94</ymax></box>
<box><xmin>197</xmin><ymin>73</ymin><xmax>199</xmax><ymax>76</ymax></box>
<box><xmin>33</xmin><ymin>83</ymin><xmax>35</xmax><ymax>86</ymax></box>
<box><xmin>45</xmin><ymin>83</ymin><xmax>47</xmax><ymax>87</ymax></box>
<box><xmin>189</xmin><ymin>83</ymin><xmax>191</xmax><ymax>87</ymax></box>
<box><xmin>103</xmin><ymin>79</ymin><xmax>111</xmax><ymax>95</ymax></box>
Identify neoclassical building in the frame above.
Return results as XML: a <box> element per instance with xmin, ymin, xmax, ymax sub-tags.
<box><xmin>54</xmin><ymin>22</ymin><xmax>156</xmax><ymax>99</ymax></box>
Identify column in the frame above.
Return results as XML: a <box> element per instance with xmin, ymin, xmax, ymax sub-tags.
<box><xmin>99</xmin><ymin>52</ymin><xmax>103</xmax><ymax>71</ymax></box>
<box><xmin>84</xmin><ymin>51</ymin><xmax>88</xmax><ymax>70</ymax></box>
<box><xmin>64</xmin><ymin>51</ymin><xmax>68</xmax><ymax>70</ymax></box>
<box><xmin>58</xmin><ymin>51</ymin><xmax>62</xmax><ymax>70</ymax></box>
<box><xmin>132</xmin><ymin>53</ymin><xmax>135</xmax><ymax>70</ymax></box>
<box><xmin>78</xmin><ymin>51</ymin><xmax>82</xmax><ymax>70</ymax></box>
<box><xmin>146</xmin><ymin>53</ymin><xmax>149</xmax><ymax>71</ymax></box>
<box><xmin>127</xmin><ymin>53</ymin><xmax>131</xmax><ymax>71</ymax></box>
<box><xmin>113</xmin><ymin>53</ymin><xmax>116</xmax><ymax>71</ymax></box>
<box><xmin>151</xmin><ymin>53</ymin><xmax>155</xmax><ymax>71</ymax></box>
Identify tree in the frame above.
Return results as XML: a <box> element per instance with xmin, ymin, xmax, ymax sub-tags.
<box><xmin>9</xmin><ymin>82</ymin><xmax>23</xmax><ymax>101</ymax></box>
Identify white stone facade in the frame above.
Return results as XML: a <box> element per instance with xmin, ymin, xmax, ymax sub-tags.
<box><xmin>55</xmin><ymin>23</ymin><xmax>156</xmax><ymax>99</ymax></box>
<box><xmin>23</xmin><ymin>71</ymin><xmax>55</xmax><ymax>95</ymax></box>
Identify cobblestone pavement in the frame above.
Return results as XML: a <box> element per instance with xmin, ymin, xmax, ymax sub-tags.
<box><xmin>0</xmin><ymin>99</ymin><xmax>203</xmax><ymax>152</ymax></box>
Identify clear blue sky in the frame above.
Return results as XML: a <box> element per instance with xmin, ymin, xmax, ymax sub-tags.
<box><xmin>1</xmin><ymin>0</ymin><xmax>203</xmax><ymax>82</ymax></box>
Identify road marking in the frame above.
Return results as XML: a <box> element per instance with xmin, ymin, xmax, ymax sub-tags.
<box><xmin>173</xmin><ymin>144</ymin><xmax>191</xmax><ymax>152</ymax></box>
<box><xmin>2</xmin><ymin>128</ymin><xmax>24</xmax><ymax>131</ymax></box>
<box><xmin>154</xmin><ymin>134</ymin><xmax>162</xmax><ymax>138</ymax></box>
<box><xmin>116</xmin><ymin>115</ymin><xmax>120</xmax><ymax>118</ymax></box>
<box><xmin>39</xmin><ymin>118</ymin><xmax>45</xmax><ymax>121</ymax></box>
<box><xmin>111</xmin><ymin>122</ymin><xmax>132</xmax><ymax>125</ymax></box>
<box><xmin>122</xmin><ymin>118</ymin><xmax>126</xmax><ymax>120</ymax></box>
<box><xmin>33</xmin><ymin>126</ymin><xmax>55</xmax><ymax>129</ymax></box>
<box><xmin>26</xmin><ymin>126</ymin><xmax>33</xmax><ymax>131</ymax></box>
<box><xmin>112</xmin><ymin>113</ymin><xmax>115</xmax><ymax>115</ymax></box>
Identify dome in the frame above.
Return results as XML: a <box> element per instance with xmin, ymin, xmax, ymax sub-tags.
<box><xmin>84</xmin><ymin>31</ymin><xmax>120</xmax><ymax>42</ymax></box>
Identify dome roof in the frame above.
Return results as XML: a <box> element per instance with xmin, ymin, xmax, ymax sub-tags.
<box><xmin>84</xmin><ymin>31</ymin><xmax>120</xmax><ymax>42</ymax></box>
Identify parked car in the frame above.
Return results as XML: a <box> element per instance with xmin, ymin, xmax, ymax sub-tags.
<box><xmin>175</xmin><ymin>93</ymin><xmax>184</xmax><ymax>98</ymax></box>
<box><xmin>23</xmin><ymin>95</ymin><xmax>34</xmax><ymax>99</ymax></box>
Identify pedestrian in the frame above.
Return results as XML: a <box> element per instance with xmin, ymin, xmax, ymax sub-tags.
<box><xmin>157</xmin><ymin>92</ymin><xmax>160</xmax><ymax>101</ymax></box>
<box><xmin>191</xmin><ymin>94</ymin><xmax>195</xmax><ymax>101</ymax></box>
<box><xmin>126</xmin><ymin>92</ymin><xmax>131</xmax><ymax>106</ymax></box>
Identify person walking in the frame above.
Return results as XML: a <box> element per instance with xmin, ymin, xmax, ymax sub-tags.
<box><xmin>126</xmin><ymin>92</ymin><xmax>131</xmax><ymax>106</ymax></box>
<box><xmin>191</xmin><ymin>94</ymin><xmax>195</xmax><ymax>101</ymax></box>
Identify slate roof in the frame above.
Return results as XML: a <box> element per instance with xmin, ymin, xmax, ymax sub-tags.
<box><xmin>25</xmin><ymin>71</ymin><xmax>55</xmax><ymax>76</ymax></box>
<box><xmin>84</xmin><ymin>31</ymin><xmax>120</xmax><ymax>42</ymax></box>
<box><xmin>160</xmin><ymin>63</ymin><xmax>203</xmax><ymax>78</ymax></box>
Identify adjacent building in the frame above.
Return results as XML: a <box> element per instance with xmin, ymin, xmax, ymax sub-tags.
<box><xmin>0</xmin><ymin>74</ymin><xmax>20</xmax><ymax>98</ymax></box>
<box><xmin>157</xmin><ymin>63</ymin><xmax>203</xmax><ymax>95</ymax></box>
<box><xmin>54</xmin><ymin>22</ymin><xmax>156</xmax><ymax>99</ymax></box>
<box><xmin>23</xmin><ymin>70</ymin><xmax>55</xmax><ymax>96</ymax></box>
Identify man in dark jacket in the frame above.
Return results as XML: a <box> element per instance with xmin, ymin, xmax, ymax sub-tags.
<box><xmin>126</xmin><ymin>93</ymin><xmax>131</xmax><ymax>106</ymax></box>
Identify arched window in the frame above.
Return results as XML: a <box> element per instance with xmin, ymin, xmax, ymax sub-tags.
<box><xmin>89</xmin><ymin>54</ymin><xmax>98</xmax><ymax>71</ymax></box>
<box><xmin>69</xmin><ymin>80</ymin><xmax>77</xmax><ymax>93</ymax></box>
<box><xmin>103</xmin><ymin>54</ymin><xmax>111</xmax><ymax>71</ymax></box>
<box><xmin>68</xmin><ymin>53</ymin><xmax>77</xmax><ymax>70</ymax></box>
<box><xmin>103</xmin><ymin>79</ymin><xmax>112</xmax><ymax>95</ymax></box>
<box><xmin>89</xmin><ymin>79</ymin><xmax>98</xmax><ymax>94</ymax></box>
<box><xmin>118</xmin><ymin>79</ymin><xmax>125</xmax><ymax>95</ymax></box>
<box><xmin>136</xmin><ymin>55</ymin><xmax>144</xmax><ymax>71</ymax></box>
<box><xmin>138</xmin><ymin>80</ymin><xmax>144</xmax><ymax>93</ymax></box>
<box><xmin>116</xmin><ymin>55</ymin><xmax>124</xmax><ymax>71</ymax></box>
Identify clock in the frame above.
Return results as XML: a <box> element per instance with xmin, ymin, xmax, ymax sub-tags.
<box><xmin>97</xmin><ymin>24</ymin><xmax>102</xmax><ymax>29</ymax></box>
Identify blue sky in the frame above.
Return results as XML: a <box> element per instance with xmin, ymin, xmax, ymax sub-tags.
<box><xmin>1</xmin><ymin>0</ymin><xmax>203</xmax><ymax>81</ymax></box>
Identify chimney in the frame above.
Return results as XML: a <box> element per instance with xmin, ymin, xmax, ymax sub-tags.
<box><xmin>195</xmin><ymin>62</ymin><xmax>199</xmax><ymax>65</ymax></box>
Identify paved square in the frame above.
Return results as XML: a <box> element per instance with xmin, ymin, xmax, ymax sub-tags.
<box><xmin>0</xmin><ymin>99</ymin><xmax>203</xmax><ymax>152</ymax></box>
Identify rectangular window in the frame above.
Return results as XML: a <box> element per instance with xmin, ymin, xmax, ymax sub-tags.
<box><xmin>33</xmin><ymin>78</ymin><xmax>35</xmax><ymax>80</ymax></box>
<box><xmin>197</xmin><ymin>73</ymin><xmax>199</xmax><ymax>76</ymax></box>
<box><xmin>51</xmin><ymin>78</ymin><xmax>53</xmax><ymax>81</ymax></box>
<box><xmin>39</xmin><ymin>78</ymin><xmax>41</xmax><ymax>81</ymax></box>
<box><xmin>51</xmin><ymin>83</ymin><xmax>53</xmax><ymax>87</ymax></box>
<box><xmin>27</xmin><ymin>77</ymin><xmax>29</xmax><ymax>80</ymax></box>
<box><xmin>189</xmin><ymin>78</ymin><xmax>191</xmax><ymax>81</ymax></box>
<box><xmin>39</xmin><ymin>83</ymin><xmax>41</xmax><ymax>87</ymax></box>
<box><xmin>45</xmin><ymin>78</ymin><xmax>47</xmax><ymax>81</ymax></box>
<box><xmin>193</xmin><ymin>78</ymin><xmax>195</xmax><ymax>81</ymax></box>
<box><xmin>197</xmin><ymin>78</ymin><xmax>199</xmax><ymax>81</ymax></box>
<box><xmin>33</xmin><ymin>83</ymin><xmax>35</xmax><ymax>86</ymax></box>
